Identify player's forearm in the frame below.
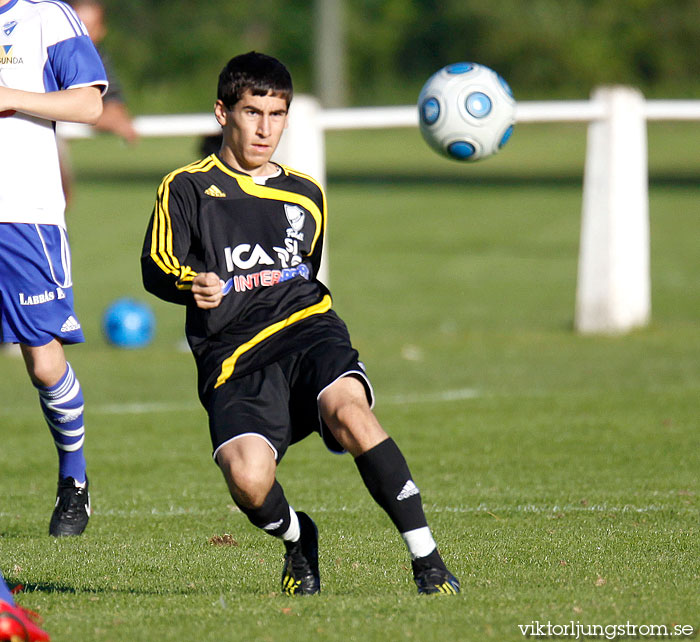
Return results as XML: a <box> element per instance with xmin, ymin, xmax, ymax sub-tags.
<box><xmin>0</xmin><ymin>86</ymin><xmax>103</xmax><ymax>124</ymax></box>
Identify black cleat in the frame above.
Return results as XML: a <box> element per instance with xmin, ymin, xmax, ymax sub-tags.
<box><xmin>412</xmin><ymin>552</ymin><xmax>460</xmax><ymax>595</ymax></box>
<box><xmin>49</xmin><ymin>476</ymin><xmax>90</xmax><ymax>537</ymax></box>
<box><xmin>281</xmin><ymin>511</ymin><xmax>320</xmax><ymax>595</ymax></box>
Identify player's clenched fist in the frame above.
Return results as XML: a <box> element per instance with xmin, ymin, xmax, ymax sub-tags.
<box><xmin>192</xmin><ymin>272</ymin><xmax>223</xmax><ymax>309</ymax></box>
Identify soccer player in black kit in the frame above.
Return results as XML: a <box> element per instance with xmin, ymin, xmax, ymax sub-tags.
<box><xmin>141</xmin><ymin>51</ymin><xmax>460</xmax><ymax>596</ymax></box>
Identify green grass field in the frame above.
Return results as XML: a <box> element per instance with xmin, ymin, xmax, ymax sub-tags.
<box><xmin>1</xmin><ymin>121</ymin><xmax>698</xmax><ymax>641</ymax></box>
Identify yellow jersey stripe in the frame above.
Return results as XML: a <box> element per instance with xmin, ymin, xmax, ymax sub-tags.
<box><xmin>151</xmin><ymin>158</ymin><xmax>208</xmax><ymax>273</ymax></box>
<box><xmin>211</xmin><ymin>157</ymin><xmax>325</xmax><ymax>257</ymax></box>
<box><xmin>150</xmin><ymin>157</ymin><xmax>216</xmax><ymax>278</ymax></box>
<box><xmin>214</xmin><ymin>294</ymin><xmax>333</xmax><ymax>388</ymax></box>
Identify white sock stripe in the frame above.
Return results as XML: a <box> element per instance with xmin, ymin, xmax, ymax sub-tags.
<box><xmin>281</xmin><ymin>507</ymin><xmax>301</xmax><ymax>542</ymax></box>
<box><xmin>401</xmin><ymin>526</ymin><xmax>437</xmax><ymax>560</ymax></box>
<box><xmin>49</xmin><ymin>423</ymin><xmax>85</xmax><ymax>438</ymax></box>
<box><xmin>55</xmin><ymin>435</ymin><xmax>85</xmax><ymax>452</ymax></box>
<box><xmin>40</xmin><ymin>378</ymin><xmax>81</xmax><ymax>409</ymax></box>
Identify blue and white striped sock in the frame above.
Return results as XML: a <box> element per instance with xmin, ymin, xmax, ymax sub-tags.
<box><xmin>37</xmin><ymin>363</ymin><xmax>86</xmax><ymax>483</ymax></box>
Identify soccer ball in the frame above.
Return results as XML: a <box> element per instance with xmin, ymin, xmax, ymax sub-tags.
<box><xmin>418</xmin><ymin>62</ymin><xmax>516</xmax><ymax>162</ymax></box>
<box><xmin>102</xmin><ymin>298</ymin><xmax>155</xmax><ymax>348</ymax></box>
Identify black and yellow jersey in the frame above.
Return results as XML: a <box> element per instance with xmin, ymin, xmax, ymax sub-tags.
<box><xmin>141</xmin><ymin>153</ymin><xmax>341</xmax><ymax>397</ymax></box>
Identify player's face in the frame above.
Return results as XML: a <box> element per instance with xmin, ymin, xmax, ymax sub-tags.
<box><xmin>215</xmin><ymin>90</ymin><xmax>288</xmax><ymax>176</ymax></box>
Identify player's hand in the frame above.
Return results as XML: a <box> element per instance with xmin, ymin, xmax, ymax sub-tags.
<box><xmin>192</xmin><ymin>272</ymin><xmax>223</xmax><ymax>309</ymax></box>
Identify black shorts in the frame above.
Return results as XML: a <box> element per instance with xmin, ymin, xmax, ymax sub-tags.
<box><xmin>207</xmin><ymin>331</ymin><xmax>374</xmax><ymax>463</ymax></box>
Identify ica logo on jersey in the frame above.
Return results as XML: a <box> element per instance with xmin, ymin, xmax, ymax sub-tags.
<box><xmin>223</xmin><ymin>204</ymin><xmax>309</xmax><ymax>273</ymax></box>
<box><xmin>224</xmin><ymin>239</ymin><xmax>303</xmax><ymax>273</ymax></box>
<box><xmin>224</xmin><ymin>244</ymin><xmax>274</xmax><ymax>272</ymax></box>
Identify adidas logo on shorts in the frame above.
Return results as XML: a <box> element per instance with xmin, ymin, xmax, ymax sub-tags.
<box><xmin>397</xmin><ymin>480</ymin><xmax>420</xmax><ymax>501</ymax></box>
<box><xmin>60</xmin><ymin>316</ymin><xmax>81</xmax><ymax>333</ymax></box>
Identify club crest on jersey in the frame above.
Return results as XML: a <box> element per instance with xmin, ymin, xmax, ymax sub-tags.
<box><xmin>284</xmin><ymin>204</ymin><xmax>305</xmax><ymax>241</ymax></box>
<box><xmin>3</xmin><ymin>21</ymin><xmax>18</xmax><ymax>36</ymax></box>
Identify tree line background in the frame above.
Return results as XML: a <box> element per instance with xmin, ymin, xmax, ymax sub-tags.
<box><xmin>101</xmin><ymin>0</ymin><xmax>699</xmax><ymax>114</ymax></box>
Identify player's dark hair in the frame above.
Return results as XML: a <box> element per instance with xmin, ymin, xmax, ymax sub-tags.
<box><xmin>217</xmin><ymin>52</ymin><xmax>293</xmax><ymax>109</ymax></box>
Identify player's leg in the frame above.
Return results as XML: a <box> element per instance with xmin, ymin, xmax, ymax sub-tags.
<box><xmin>208</xmin><ymin>364</ymin><xmax>319</xmax><ymax>595</ymax></box>
<box><xmin>21</xmin><ymin>340</ymin><xmax>90</xmax><ymax>537</ymax></box>
<box><xmin>215</xmin><ymin>436</ymin><xmax>320</xmax><ymax>595</ymax></box>
<box><xmin>0</xmin><ymin>223</ymin><xmax>90</xmax><ymax>537</ymax></box>
<box><xmin>319</xmin><ymin>376</ymin><xmax>460</xmax><ymax>595</ymax></box>
<box><xmin>21</xmin><ymin>339</ymin><xmax>87</xmax><ymax>482</ymax></box>
<box><xmin>216</xmin><ymin>435</ymin><xmax>277</xmax><ymax>510</ymax></box>
<box><xmin>0</xmin><ymin>571</ymin><xmax>50</xmax><ymax>642</ymax></box>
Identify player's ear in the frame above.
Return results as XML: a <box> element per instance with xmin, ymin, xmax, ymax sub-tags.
<box><xmin>214</xmin><ymin>100</ymin><xmax>229</xmax><ymax>127</ymax></box>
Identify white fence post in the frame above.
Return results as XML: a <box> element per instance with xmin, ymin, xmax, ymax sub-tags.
<box><xmin>575</xmin><ymin>86</ymin><xmax>650</xmax><ymax>334</ymax></box>
<box><xmin>272</xmin><ymin>95</ymin><xmax>330</xmax><ymax>285</ymax></box>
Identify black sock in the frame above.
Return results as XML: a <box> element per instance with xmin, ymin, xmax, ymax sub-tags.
<box><xmin>235</xmin><ymin>480</ymin><xmax>294</xmax><ymax>539</ymax></box>
<box><xmin>354</xmin><ymin>437</ymin><xmax>429</xmax><ymax>534</ymax></box>
<box><xmin>411</xmin><ymin>548</ymin><xmax>447</xmax><ymax>572</ymax></box>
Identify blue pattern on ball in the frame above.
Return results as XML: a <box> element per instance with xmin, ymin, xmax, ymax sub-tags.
<box><xmin>466</xmin><ymin>92</ymin><xmax>492</xmax><ymax>118</ymax></box>
<box><xmin>497</xmin><ymin>74</ymin><xmax>514</xmax><ymax>98</ymax></box>
<box><xmin>103</xmin><ymin>299</ymin><xmax>155</xmax><ymax>348</ymax></box>
<box><xmin>420</xmin><ymin>97</ymin><xmax>441</xmax><ymax>125</ymax></box>
<box><xmin>499</xmin><ymin>125</ymin><xmax>515</xmax><ymax>148</ymax></box>
<box><xmin>447</xmin><ymin>141</ymin><xmax>476</xmax><ymax>160</ymax></box>
<box><xmin>446</xmin><ymin>62</ymin><xmax>474</xmax><ymax>74</ymax></box>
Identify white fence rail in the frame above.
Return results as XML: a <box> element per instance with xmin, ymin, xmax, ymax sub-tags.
<box><xmin>58</xmin><ymin>89</ymin><xmax>700</xmax><ymax>334</ymax></box>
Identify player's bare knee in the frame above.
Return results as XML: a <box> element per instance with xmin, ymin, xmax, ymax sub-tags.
<box><xmin>223</xmin><ymin>464</ymin><xmax>273</xmax><ymax>509</ymax></box>
<box><xmin>217</xmin><ymin>444</ymin><xmax>275</xmax><ymax>508</ymax></box>
<box><xmin>20</xmin><ymin>341</ymin><xmax>66</xmax><ymax>387</ymax></box>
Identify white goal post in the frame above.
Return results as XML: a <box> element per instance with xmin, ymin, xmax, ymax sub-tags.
<box><xmin>58</xmin><ymin>89</ymin><xmax>700</xmax><ymax>334</ymax></box>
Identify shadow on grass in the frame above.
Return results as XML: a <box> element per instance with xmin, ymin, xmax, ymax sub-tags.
<box><xmin>7</xmin><ymin>579</ymin><xmax>210</xmax><ymax>597</ymax></box>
